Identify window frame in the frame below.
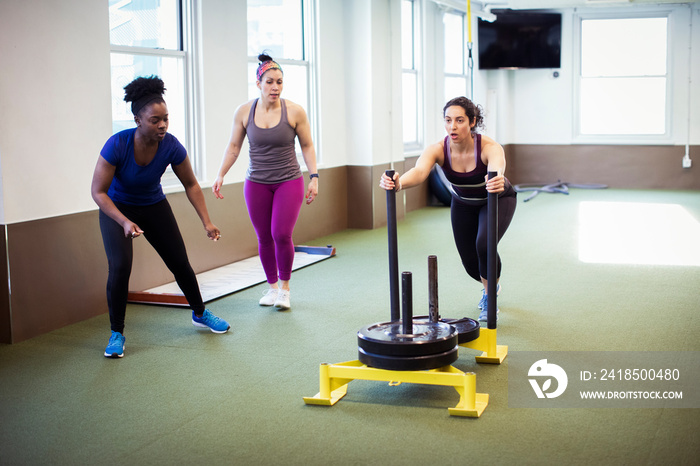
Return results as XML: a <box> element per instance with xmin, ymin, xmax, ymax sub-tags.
<box><xmin>573</xmin><ymin>10</ymin><xmax>673</xmax><ymax>145</ymax></box>
<box><xmin>246</xmin><ymin>0</ymin><xmax>319</xmax><ymax>164</ymax></box>
<box><xmin>108</xmin><ymin>0</ymin><xmax>203</xmax><ymax>187</ymax></box>
<box><xmin>402</xmin><ymin>0</ymin><xmax>423</xmax><ymax>153</ymax></box>
<box><xmin>443</xmin><ymin>9</ymin><xmax>468</xmax><ymax>103</ymax></box>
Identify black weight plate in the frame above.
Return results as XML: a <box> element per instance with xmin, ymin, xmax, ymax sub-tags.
<box><xmin>358</xmin><ymin>346</ymin><xmax>459</xmax><ymax>371</ymax></box>
<box><xmin>357</xmin><ymin>321</ymin><xmax>458</xmax><ymax>357</ymax></box>
<box><xmin>414</xmin><ymin>316</ymin><xmax>480</xmax><ymax>345</ymax></box>
<box><xmin>442</xmin><ymin>317</ymin><xmax>480</xmax><ymax>344</ymax></box>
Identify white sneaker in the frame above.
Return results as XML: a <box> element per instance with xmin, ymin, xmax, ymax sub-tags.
<box><xmin>259</xmin><ymin>288</ymin><xmax>279</xmax><ymax>306</ymax></box>
<box><xmin>274</xmin><ymin>289</ymin><xmax>290</xmax><ymax>310</ymax></box>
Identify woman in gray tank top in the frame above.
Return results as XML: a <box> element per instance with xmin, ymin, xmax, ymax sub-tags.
<box><xmin>213</xmin><ymin>53</ymin><xmax>319</xmax><ymax>311</ymax></box>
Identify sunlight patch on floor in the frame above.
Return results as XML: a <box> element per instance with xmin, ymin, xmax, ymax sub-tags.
<box><xmin>578</xmin><ymin>201</ymin><xmax>700</xmax><ymax>266</ymax></box>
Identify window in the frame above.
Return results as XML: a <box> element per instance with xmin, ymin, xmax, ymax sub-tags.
<box><xmin>247</xmin><ymin>0</ymin><xmax>316</xmax><ymax>157</ymax></box>
<box><xmin>443</xmin><ymin>10</ymin><xmax>467</xmax><ymax>104</ymax></box>
<box><xmin>402</xmin><ymin>0</ymin><xmax>421</xmax><ymax>149</ymax></box>
<box><xmin>577</xmin><ymin>16</ymin><xmax>668</xmax><ymax>137</ymax></box>
<box><xmin>108</xmin><ymin>0</ymin><xmax>200</xmax><ymax>182</ymax></box>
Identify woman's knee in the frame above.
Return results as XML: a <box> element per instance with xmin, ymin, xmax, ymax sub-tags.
<box><xmin>271</xmin><ymin>231</ymin><xmax>293</xmax><ymax>246</ymax></box>
<box><xmin>107</xmin><ymin>258</ymin><xmax>132</xmax><ymax>284</ymax></box>
<box><xmin>475</xmin><ymin>238</ymin><xmax>489</xmax><ymax>259</ymax></box>
<box><xmin>465</xmin><ymin>266</ymin><xmax>481</xmax><ymax>282</ymax></box>
<box><xmin>162</xmin><ymin>253</ymin><xmax>194</xmax><ymax>276</ymax></box>
<box><xmin>257</xmin><ymin>233</ymin><xmax>275</xmax><ymax>248</ymax></box>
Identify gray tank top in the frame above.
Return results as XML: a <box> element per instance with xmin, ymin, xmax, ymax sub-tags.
<box><xmin>245</xmin><ymin>98</ymin><xmax>302</xmax><ymax>184</ymax></box>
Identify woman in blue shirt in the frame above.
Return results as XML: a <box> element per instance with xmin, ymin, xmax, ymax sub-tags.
<box><xmin>91</xmin><ymin>76</ymin><xmax>230</xmax><ymax>358</ymax></box>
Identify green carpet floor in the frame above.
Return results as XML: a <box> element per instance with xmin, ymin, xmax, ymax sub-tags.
<box><xmin>1</xmin><ymin>189</ymin><xmax>699</xmax><ymax>465</ymax></box>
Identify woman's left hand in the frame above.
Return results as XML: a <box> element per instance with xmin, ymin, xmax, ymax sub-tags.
<box><xmin>306</xmin><ymin>178</ymin><xmax>318</xmax><ymax>205</ymax></box>
<box><xmin>485</xmin><ymin>174</ymin><xmax>505</xmax><ymax>194</ymax></box>
<box><xmin>205</xmin><ymin>223</ymin><xmax>221</xmax><ymax>241</ymax></box>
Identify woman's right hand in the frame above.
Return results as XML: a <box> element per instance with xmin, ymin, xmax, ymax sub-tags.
<box><xmin>212</xmin><ymin>176</ymin><xmax>224</xmax><ymax>199</ymax></box>
<box><xmin>379</xmin><ymin>172</ymin><xmax>401</xmax><ymax>192</ymax></box>
<box><xmin>123</xmin><ymin>221</ymin><xmax>144</xmax><ymax>239</ymax></box>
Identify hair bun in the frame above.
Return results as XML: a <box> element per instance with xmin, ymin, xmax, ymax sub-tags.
<box><xmin>123</xmin><ymin>75</ymin><xmax>166</xmax><ymax>103</ymax></box>
<box><xmin>258</xmin><ymin>53</ymin><xmax>273</xmax><ymax>63</ymax></box>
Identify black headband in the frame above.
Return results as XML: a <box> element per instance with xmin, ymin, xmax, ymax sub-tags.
<box><xmin>131</xmin><ymin>94</ymin><xmax>163</xmax><ymax>116</ymax></box>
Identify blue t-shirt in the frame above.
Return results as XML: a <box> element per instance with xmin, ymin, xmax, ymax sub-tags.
<box><xmin>100</xmin><ymin>128</ymin><xmax>187</xmax><ymax>205</ymax></box>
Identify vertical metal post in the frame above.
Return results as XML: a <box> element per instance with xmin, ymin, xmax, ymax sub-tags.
<box><xmin>319</xmin><ymin>363</ymin><xmax>330</xmax><ymax>399</ymax></box>
<box><xmin>401</xmin><ymin>271</ymin><xmax>413</xmax><ymax>335</ymax></box>
<box><xmin>428</xmin><ymin>255</ymin><xmax>439</xmax><ymax>323</ymax></box>
<box><xmin>487</xmin><ymin>171</ymin><xmax>498</xmax><ymax>330</ymax></box>
<box><xmin>386</xmin><ymin>169</ymin><xmax>400</xmax><ymax>322</ymax></box>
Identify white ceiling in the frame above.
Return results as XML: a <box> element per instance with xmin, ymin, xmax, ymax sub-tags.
<box><xmin>470</xmin><ymin>0</ymin><xmax>698</xmax><ymax>10</ymax></box>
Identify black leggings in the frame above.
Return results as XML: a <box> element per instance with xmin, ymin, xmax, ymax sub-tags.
<box><xmin>450</xmin><ymin>194</ymin><xmax>517</xmax><ymax>283</ymax></box>
<box><xmin>99</xmin><ymin>199</ymin><xmax>205</xmax><ymax>334</ymax></box>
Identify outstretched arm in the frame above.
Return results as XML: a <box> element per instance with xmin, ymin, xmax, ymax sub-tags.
<box><xmin>213</xmin><ymin>103</ymin><xmax>249</xmax><ymax>200</ymax></box>
<box><xmin>379</xmin><ymin>142</ymin><xmax>443</xmax><ymax>192</ymax></box>
<box><xmin>173</xmin><ymin>156</ymin><xmax>221</xmax><ymax>241</ymax></box>
<box><xmin>481</xmin><ymin>135</ymin><xmax>506</xmax><ymax>193</ymax></box>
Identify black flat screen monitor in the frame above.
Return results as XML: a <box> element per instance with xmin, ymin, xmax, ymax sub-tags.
<box><xmin>478</xmin><ymin>10</ymin><xmax>561</xmax><ymax>70</ymax></box>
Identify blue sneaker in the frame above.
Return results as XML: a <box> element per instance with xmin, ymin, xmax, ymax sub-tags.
<box><xmin>192</xmin><ymin>309</ymin><xmax>230</xmax><ymax>334</ymax></box>
<box><xmin>479</xmin><ymin>301</ymin><xmax>500</xmax><ymax>322</ymax></box>
<box><xmin>478</xmin><ymin>293</ymin><xmax>487</xmax><ymax>311</ymax></box>
<box><xmin>104</xmin><ymin>331</ymin><xmax>125</xmax><ymax>358</ymax></box>
<box><xmin>478</xmin><ymin>283</ymin><xmax>501</xmax><ymax>310</ymax></box>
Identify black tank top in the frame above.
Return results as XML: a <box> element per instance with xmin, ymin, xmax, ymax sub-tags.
<box><xmin>440</xmin><ymin>134</ymin><xmax>514</xmax><ymax>205</ymax></box>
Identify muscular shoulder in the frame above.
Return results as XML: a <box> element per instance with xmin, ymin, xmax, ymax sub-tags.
<box><xmin>479</xmin><ymin>134</ymin><xmax>503</xmax><ymax>152</ymax></box>
<box><xmin>421</xmin><ymin>140</ymin><xmax>445</xmax><ymax>166</ymax></box>
<box><xmin>284</xmin><ymin>99</ymin><xmax>308</xmax><ymax>126</ymax></box>
<box><xmin>478</xmin><ymin>133</ymin><xmax>505</xmax><ymax>165</ymax></box>
<box><xmin>429</xmin><ymin>140</ymin><xmax>444</xmax><ymax>156</ymax></box>
<box><xmin>234</xmin><ymin>99</ymin><xmax>256</xmax><ymax>126</ymax></box>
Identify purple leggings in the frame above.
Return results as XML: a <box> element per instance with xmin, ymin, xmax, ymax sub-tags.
<box><xmin>244</xmin><ymin>177</ymin><xmax>304</xmax><ymax>283</ymax></box>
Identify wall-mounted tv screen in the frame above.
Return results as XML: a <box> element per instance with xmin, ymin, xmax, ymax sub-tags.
<box><xmin>478</xmin><ymin>10</ymin><xmax>561</xmax><ymax>70</ymax></box>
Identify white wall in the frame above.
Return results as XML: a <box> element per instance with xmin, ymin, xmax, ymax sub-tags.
<box><xmin>342</xmin><ymin>0</ymin><xmax>374</xmax><ymax>166</ymax></box>
<box><xmin>0</xmin><ymin>0</ymin><xmax>112</xmax><ymax>224</ymax></box>
<box><xmin>200</xmin><ymin>0</ymin><xmax>249</xmax><ymax>183</ymax></box>
<box><xmin>339</xmin><ymin>0</ymin><xmax>404</xmax><ymax>167</ymax></box>
<box><xmin>316</xmin><ymin>0</ymin><xmax>349</xmax><ymax>170</ymax></box>
<box><xmin>692</xmin><ymin>3</ymin><xmax>700</xmax><ymax>146</ymax></box>
<box><xmin>0</xmin><ymin>0</ymin><xmax>697</xmax><ymax>225</ymax></box>
<box><xmin>369</xmin><ymin>0</ymin><xmax>404</xmax><ymax>166</ymax></box>
<box><xmin>476</xmin><ymin>4</ymin><xmax>700</xmax><ymax>147</ymax></box>
<box><xmin>670</xmin><ymin>3</ymin><xmax>700</xmax><ymax>147</ymax></box>
<box><xmin>422</xmin><ymin>0</ymin><xmax>445</xmax><ymax>148</ymax></box>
